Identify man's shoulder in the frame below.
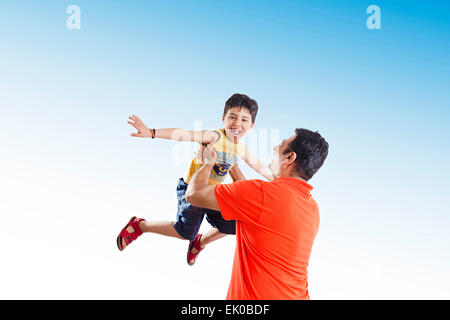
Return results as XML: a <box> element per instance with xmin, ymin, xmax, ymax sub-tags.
<box><xmin>230</xmin><ymin>178</ymin><xmax>267</xmax><ymax>189</ymax></box>
<box><xmin>215</xmin><ymin>178</ymin><xmax>266</xmax><ymax>196</ymax></box>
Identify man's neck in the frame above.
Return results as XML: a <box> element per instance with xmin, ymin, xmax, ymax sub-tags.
<box><xmin>277</xmin><ymin>170</ymin><xmax>307</xmax><ymax>182</ymax></box>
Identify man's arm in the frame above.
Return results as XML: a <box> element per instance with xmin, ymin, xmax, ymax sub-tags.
<box><xmin>186</xmin><ymin>145</ymin><xmax>220</xmax><ymax>210</ymax></box>
<box><xmin>194</xmin><ymin>145</ymin><xmax>246</xmax><ymax>182</ymax></box>
<box><xmin>128</xmin><ymin>114</ymin><xmax>220</xmax><ymax>144</ymax></box>
<box><xmin>185</xmin><ymin>145</ymin><xmax>220</xmax><ymax>210</ymax></box>
<box><xmin>229</xmin><ymin>164</ymin><xmax>246</xmax><ymax>182</ymax></box>
<box><xmin>188</xmin><ymin>146</ymin><xmax>264</xmax><ymax>223</ymax></box>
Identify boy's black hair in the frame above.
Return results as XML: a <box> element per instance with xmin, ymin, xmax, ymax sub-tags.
<box><xmin>223</xmin><ymin>93</ymin><xmax>259</xmax><ymax>123</ymax></box>
<box><xmin>284</xmin><ymin>128</ymin><xmax>329</xmax><ymax>181</ymax></box>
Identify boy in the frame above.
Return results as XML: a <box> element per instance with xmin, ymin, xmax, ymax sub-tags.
<box><xmin>116</xmin><ymin>93</ymin><xmax>273</xmax><ymax>265</ymax></box>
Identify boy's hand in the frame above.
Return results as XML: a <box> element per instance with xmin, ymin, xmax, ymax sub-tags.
<box><xmin>128</xmin><ymin>114</ymin><xmax>152</xmax><ymax>138</ymax></box>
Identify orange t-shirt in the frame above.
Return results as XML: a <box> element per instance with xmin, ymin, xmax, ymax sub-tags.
<box><xmin>214</xmin><ymin>177</ymin><xmax>320</xmax><ymax>300</ymax></box>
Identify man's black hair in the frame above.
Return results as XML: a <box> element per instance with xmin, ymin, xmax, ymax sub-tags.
<box><xmin>223</xmin><ymin>93</ymin><xmax>259</xmax><ymax>123</ymax></box>
<box><xmin>284</xmin><ymin>128</ymin><xmax>329</xmax><ymax>181</ymax></box>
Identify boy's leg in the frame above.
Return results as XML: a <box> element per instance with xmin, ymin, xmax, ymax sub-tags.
<box><xmin>124</xmin><ymin>220</ymin><xmax>184</xmax><ymax>238</ymax></box>
<box><xmin>188</xmin><ymin>227</ymin><xmax>226</xmax><ymax>256</ymax></box>
<box><xmin>139</xmin><ymin>220</ymin><xmax>183</xmax><ymax>238</ymax></box>
<box><xmin>120</xmin><ymin>220</ymin><xmax>185</xmax><ymax>249</ymax></box>
<box><xmin>118</xmin><ymin>178</ymin><xmax>203</xmax><ymax>250</ymax></box>
<box><xmin>204</xmin><ymin>209</ymin><xmax>236</xmax><ymax>239</ymax></box>
<box><xmin>187</xmin><ymin>209</ymin><xmax>235</xmax><ymax>265</ymax></box>
<box><xmin>188</xmin><ymin>228</ymin><xmax>225</xmax><ymax>265</ymax></box>
<box><xmin>198</xmin><ymin>228</ymin><xmax>226</xmax><ymax>248</ymax></box>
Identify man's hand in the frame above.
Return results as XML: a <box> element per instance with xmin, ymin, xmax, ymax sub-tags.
<box><xmin>194</xmin><ymin>144</ymin><xmax>205</xmax><ymax>162</ymax></box>
<box><xmin>196</xmin><ymin>144</ymin><xmax>217</xmax><ymax>165</ymax></box>
<box><xmin>128</xmin><ymin>114</ymin><xmax>152</xmax><ymax>138</ymax></box>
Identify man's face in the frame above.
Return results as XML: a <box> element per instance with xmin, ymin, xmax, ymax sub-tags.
<box><xmin>222</xmin><ymin>107</ymin><xmax>254</xmax><ymax>142</ymax></box>
<box><xmin>269</xmin><ymin>134</ymin><xmax>296</xmax><ymax>178</ymax></box>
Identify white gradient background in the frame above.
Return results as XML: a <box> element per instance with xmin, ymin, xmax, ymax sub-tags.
<box><xmin>1</xmin><ymin>1</ymin><xmax>449</xmax><ymax>299</ymax></box>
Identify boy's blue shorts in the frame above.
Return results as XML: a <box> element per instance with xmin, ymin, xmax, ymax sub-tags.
<box><xmin>173</xmin><ymin>178</ymin><xmax>236</xmax><ymax>241</ymax></box>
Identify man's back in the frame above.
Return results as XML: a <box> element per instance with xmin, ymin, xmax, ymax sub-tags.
<box><xmin>215</xmin><ymin>177</ymin><xmax>320</xmax><ymax>300</ymax></box>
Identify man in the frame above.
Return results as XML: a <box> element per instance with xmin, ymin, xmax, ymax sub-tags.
<box><xmin>186</xmin><ymin>128</ymin><xmax>329</xmax><ymax>300</ymax></box>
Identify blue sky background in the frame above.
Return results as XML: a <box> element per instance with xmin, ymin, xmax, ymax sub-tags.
<box><xmin>1</xmin><ymin>0</ymin><xmax>449</xmax><ymax>299</ymax></box>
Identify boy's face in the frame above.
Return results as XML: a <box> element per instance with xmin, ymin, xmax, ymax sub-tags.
<box><xmin>222</xmin><ymin>106</ymin><xmax>254</xmax><ymax>142</ymax></box>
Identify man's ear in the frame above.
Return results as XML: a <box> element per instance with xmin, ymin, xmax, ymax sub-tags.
<box><xmin>286</xmin><ymin>152</ymin><xmax>297</xmax><ymax>166</ymax></box>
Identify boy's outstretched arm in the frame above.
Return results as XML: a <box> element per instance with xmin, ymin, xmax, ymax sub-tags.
<box><xmin>243</xmin><ymin>146</ymin><xmax>275</xmax><ymax>181</ymax></box>
<box><xmin>127</xmin><ymin>114</ymin><xmax>220</xmax><ymax>144</ymax></box>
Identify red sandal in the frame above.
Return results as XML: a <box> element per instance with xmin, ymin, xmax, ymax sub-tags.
<box><xmin>187</xmin><ymin>234</ymin><xmax>204</xmax><ymax>266</ymax></box>
<box><xmin>116</xmin><ymin>216</ymin><xmax>146</xmax><ymax>251</ymax></box>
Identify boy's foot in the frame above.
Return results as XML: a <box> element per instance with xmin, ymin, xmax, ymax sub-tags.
<box><xmin>117</xmin><ymin>216</ymin><xmax>146</xmax><ymax>251</ymax></box>
<box><xmin>187</xmin><ymin>234</ymin><xmax>205</xmax><ymax>266</ymax></box>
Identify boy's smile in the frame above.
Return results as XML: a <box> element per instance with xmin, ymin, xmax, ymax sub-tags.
<box><xmin>222</xmin><ymin>106</ymin><xmax>254</xmax><ymax>143</ymax></box>
<box><xmin>229</xmin><ymin>128</ymin><xmax>242</xmax><ymax>137</ymax></box>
